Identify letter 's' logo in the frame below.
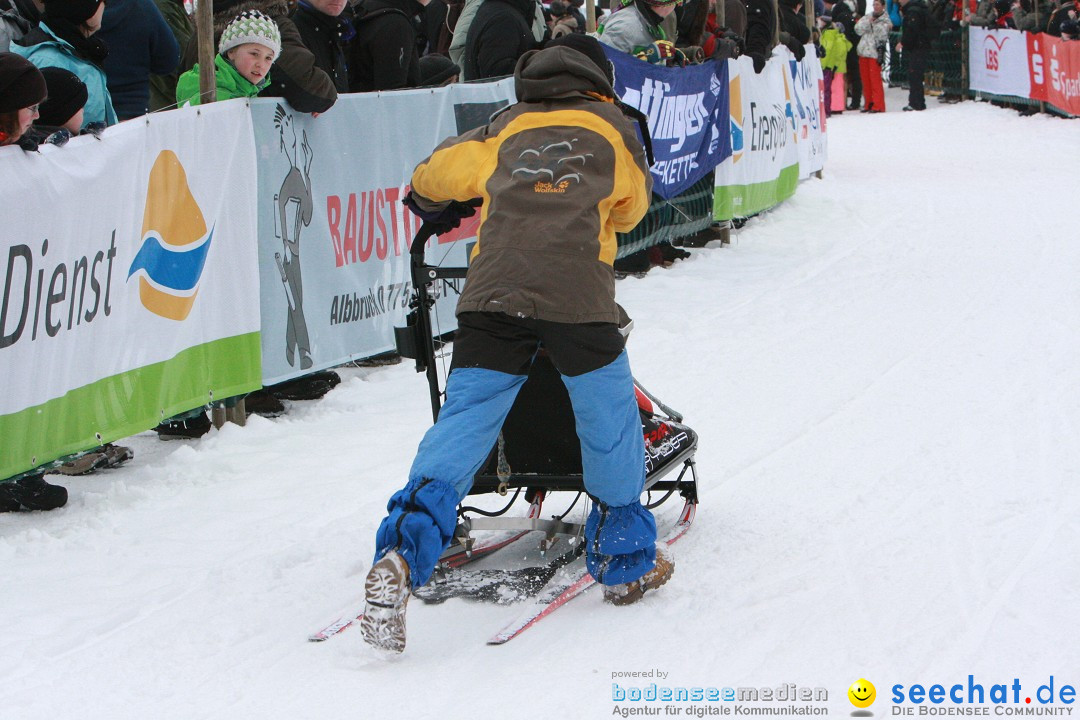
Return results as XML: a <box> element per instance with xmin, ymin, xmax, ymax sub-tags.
<box><xmin>127</xmin><ymin>150</ymin><xmax>213</xmax><ymax>321</ymax></box>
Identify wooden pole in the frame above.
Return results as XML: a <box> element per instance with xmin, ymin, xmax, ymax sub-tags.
<box><xmin>586</xmin><ymin>0</ymin><xmax>597</xmax><ymax>32</ymax></box>
<box><xmin>773</xmin><ymin>0</ymin><xmax>781</xmax><ymax>46</ymax></box>
<box><xmin>197</xmin><ymin>0</ymin><xmax>216</xmax><ymax>104</ymax></box>
<box><xmin>717</xmin><ymin>0</ymin><xmax>726</xmax><ymax>25</ymax></box>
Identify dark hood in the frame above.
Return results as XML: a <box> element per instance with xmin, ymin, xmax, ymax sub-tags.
<box><xmin>514</xmin><ymin>45</ymin><xmax>614</xmax><ymax>102</ymax></box>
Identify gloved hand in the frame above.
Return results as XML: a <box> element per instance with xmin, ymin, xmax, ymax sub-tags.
<box><xmin>749</xmin><ymin>51</ymin><xmax>767</xmax><ymax>73</ymax></box>
<box><xmin>402</xmin><ymin>192</ymin><xmax>477</xmax><ymax>235</ymax></box>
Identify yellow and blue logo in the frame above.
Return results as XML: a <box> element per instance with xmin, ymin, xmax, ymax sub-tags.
<box><xmin>729</xmin><ymin>74</ymin><xmax>743</xmax><ymax>163</ymax></box>
<box><xmin>127</xmin><ymin>150</ymin><xmax>213</xmax><ymax>321</ymax></box>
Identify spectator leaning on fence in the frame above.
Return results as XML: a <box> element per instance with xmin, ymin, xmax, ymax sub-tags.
<box><xmin>96</xmin><ymin>0</ymin><xmax>180</xmax><ymax>121</ymax></box>
<box><xmin>18</xmin><ymin>65</ymin><xmax>87</xmax><ymax>147</ymax></box>
<box><xmin>348</xmin><ymin>0</ymin><xmax>425</xmax><ymax>91</ymax></box>
<box><xmin>855</xmin><ymin>0</ymin><xmax>890</xmax><ymax>111</ymax></box>
<box><xmin>0</xmin><ymin>49</ymin><xmax>43</xmax><ymax>145</ymax></box>
<box><xmin>744</xmin><ymin>0</ymin><xmax>778</xmax><ymax>71</ymax></box>
<box><xmin>12</xmin><ymin>0</ymin><xmax>118</xmax><ymax>128</ymax></box>
<box><xmin>176</xmin><ymin>10</ymin><xmax>281</xmax><ymax>105</ymax></box>
<box><xmin>180</xmin><ymin>0</ymin><xmax>336</xmax><ymax>115</ymax></box>
<box><xmin>290</xmin><ymin>0</ymin><xmax>353</xmax><ymax>93</ymax></box>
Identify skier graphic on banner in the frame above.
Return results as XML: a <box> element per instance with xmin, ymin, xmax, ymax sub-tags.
<box><xmin>273</xmin><ymin>104</ymin><xmax>314</xmax><ymax>370</ymax></box>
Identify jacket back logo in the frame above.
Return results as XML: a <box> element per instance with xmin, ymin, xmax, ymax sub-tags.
<box><xmin>510</xmin><ymin>139</ymin><xmax>593</xmax><ymax>194</ymax></box>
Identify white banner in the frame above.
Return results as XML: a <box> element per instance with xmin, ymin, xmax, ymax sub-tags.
<box><xmin>714</xmin><ymin>48</ymin><xmax>802</xmax><ymax>219</ymax></box>
<box><xmin>788</xmin><ymin>47</ymin><xmax>828</xmax><ymax>179</ymax></box>
<box><xmin>251</xmin><ymin>80</ymin><xmax>516</xmax><ymax>385</ymax></box>
<box><xmin>969</xmin><ymin>28</ymin><xmax>1032</xmax><ymax>98</ymax></box>
<box><xmin>1</xmin><ymin>100</ymin><xmax>261</xmax><ymax>477</ymax></box>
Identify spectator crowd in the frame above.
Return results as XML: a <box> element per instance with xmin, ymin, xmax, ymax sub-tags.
<box><xmin>2</xmin><ymin>0</ymin><xmax>1076</xmax><ymax>512</ymax></box>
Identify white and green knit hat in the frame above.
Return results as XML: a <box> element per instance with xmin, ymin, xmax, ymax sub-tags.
<box><xmin>218</xmin><ymin>9</ymin><xmax>282</xmax><ymax>59</ymax></box>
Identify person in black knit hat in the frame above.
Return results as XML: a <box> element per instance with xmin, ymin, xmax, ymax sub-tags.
<box><xmin>417</xmin><ymin>53</ymin><xmax>460</xmax><ymax>86</ymax></box>
<box><xmin>0</xmin><ymin>50</ymin><xmax>45</xmax><ymax>145</ymax></box>
<box><xmin>38</xmin><ymin>66</ymin><xmax>88</xmax><ymax>131</ymax></box>
<box><xmin>12</xmin><ymin>0</ymin><xmax>119</xmax><ymax>126</ymax></box>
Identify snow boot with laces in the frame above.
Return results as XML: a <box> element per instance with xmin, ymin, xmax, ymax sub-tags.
<box><xmin>602</xmin><ymin>546</ymin><xmax>674</xmax><ymax>606</ymax></box>
<box><xmin>360</xmin><ymin>550</ymin><xmax>411</xmax><ymax>653</ymax></box>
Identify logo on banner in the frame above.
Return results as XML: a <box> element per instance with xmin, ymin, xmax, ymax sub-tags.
<box><xmin>984</xmin><ymin>33</ymin><xmax>1009</xmax><ymax>72</ymax></box>
<box><xmin>127</xmin><ymin>150</ymin><xmax>213</xmax><ymax>322</ymax></box>
<box><xmin>729</xmin><ymin>74</ymin><xmax>744</xmax><ymax>163</ymax></box>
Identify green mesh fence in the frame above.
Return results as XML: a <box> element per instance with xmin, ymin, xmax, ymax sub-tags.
<box><xmin>615</xmin><ymin>172</ymin><xmax>716</xmax><ymax>258</ymax></box>
<box><xmin>886</xmin><ymin>28</ymin><xmax>966</xmax><ymax>96</ymax></box>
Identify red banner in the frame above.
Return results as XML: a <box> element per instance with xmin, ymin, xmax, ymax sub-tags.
<box><xmin>1027</xmin><ymin>32</ymin><xmax>1080</xmax><ymax>115</ymax></box>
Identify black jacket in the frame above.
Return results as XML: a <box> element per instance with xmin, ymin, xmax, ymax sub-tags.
<box><xmin>291</xmin><ymin>1</ymin><xmax>353</xmax><ymax>93</ymax></box>
<box><xmin>180</xmin><ymin>0</ymin><xmax>337</xmax><ymax>113</ymax></box>
<box><xmin>779</xmin><ymin>3</ymin><xmax>811</xmax><ymax>44</ymax></box>
<box><xmin>744</xmin><ymin>0</ymin><xmax>777</xmax><ymax>64</ymax></box>
<box><xmin>348</xmin><ymin>0</ymin><xmax>422</xmax><ymax>91</ymax></box>
<box><xmin>463</xmin><ymin>0</ymin><xmax>537</xmax><ymax>80</ymax></box>
<box><xmin>900</xmin><ymin>0</ymin><xmax>932</xmax><ymax>49</ymax></box>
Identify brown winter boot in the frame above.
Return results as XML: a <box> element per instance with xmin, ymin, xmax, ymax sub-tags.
<box><xmin>602</xmin><ymin>547</ymin><xmax>674</xmax><ymax>606</ymax></box>
<box><xmin>360</xmin><ymin>551</ymin><xmax>411</xmax><ymax>652</ymax></box>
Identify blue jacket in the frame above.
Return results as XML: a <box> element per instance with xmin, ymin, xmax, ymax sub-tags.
<box><xmin>13</xmin><ymin>24</ymin><xmax>119</xmax><ymax>127</ymax></box>
<box><xmin>97</xmin><ymin>0</ymin><xmax>180</xmax><ymax>119</ymax></box>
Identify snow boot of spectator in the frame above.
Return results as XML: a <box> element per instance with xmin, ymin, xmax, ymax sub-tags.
<box><xmin>244</xmin><ymin>389</ymin><xmax>287</xmax><ymax>418</ymax></box>
<box><xmin>269</xmin><ymin>370</ymin><xmax>341</xmax><ymax>401</ymax></box>
<box><xmin>53</xmin><ymin>444</ymin><xmax>134</xmax><ymax>475</ymax></box>
<box><xmin>602</xmin><ymin>546</ymin><xmax>674</xmax><ymax>606</ymax></box>
<box><xmin>360</xmin><ymin>550</ymin><xmax>411</xmax><ymax>653</ymax></box>
<box><xmin>0</xmin><ymin>474</ymin><xmax>68</xmax><ymax>512</ymax></box>
<box><xmin>613</xmin><ymin>249</ymin><xmax>652</xmax><ymax>278</ymax></box>
<box><xmin>355</xmin><ymin>353</ymin><xmax>402</xmax><ymax>368</ymax></box>
<box><xmin>154</xmin><ymin>411</ymin><xmax>212</xmax><ymax>440</ymax></box>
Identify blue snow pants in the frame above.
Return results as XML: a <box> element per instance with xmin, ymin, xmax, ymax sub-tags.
<box><xmin>373</xmin><ymin>312</ymin><xmax>657</xmax><ymax>588</ymax></box>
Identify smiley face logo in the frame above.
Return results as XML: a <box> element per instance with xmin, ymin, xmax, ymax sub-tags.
<box><xmin>848</xmin><ymin>679</ymin><xmax>876</xmax><ymax>709</ymax></box>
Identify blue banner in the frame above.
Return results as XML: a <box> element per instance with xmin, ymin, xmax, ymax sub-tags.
<box><xmin>604</xmin><ymin>48</ymin><xmax>732</xmax><ymax>199</ymax></box>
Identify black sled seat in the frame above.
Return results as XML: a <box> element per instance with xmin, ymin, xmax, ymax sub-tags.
<box><xmin>469</xmin><ymin>352</ymin><xmax>699</xmax><ymax>501</ymax></box>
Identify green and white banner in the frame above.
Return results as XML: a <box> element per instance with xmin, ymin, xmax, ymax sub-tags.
<box><xmin>0</xmin><ymin>100</ymin><xmax>261</xmax><ymax>479</ymax></box>
<box><xmin>714</xmin><ymin>47</ymin><xmax>809</xmax><ymax>220</ymax></box>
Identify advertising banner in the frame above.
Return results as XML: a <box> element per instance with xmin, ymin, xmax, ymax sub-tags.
<box><xmin>251</xmin><ymin>79</ymin><xmax>516</xmax><ymax>385</ymax></box>
<box><xmin>604</xmin><ymin>47</ymin><xmax>733</xmax><ymax>199</ymax></box>
<box><xmin>788</xmin><ymin>48</ymin><xmax>827</xmax><ymax>179</ymax></box>
<box><xmin>0</xmin><ymin>101</ymin><xmax>261</xmax><ymax>479</ymax></box>
<box><xmin>1027</xmin><ymin>31</ymin><xmax>1080</xmax><ymax>116</ymax></box>
<box><xmin>969</xmin><ymin>28</ymin><xmax>1032</xmax><ymax>98</ymax></box>
<box><xmin>714</xmin><ymin>49</ymin><xmax>801</xmax><ymax>220</ymax></box>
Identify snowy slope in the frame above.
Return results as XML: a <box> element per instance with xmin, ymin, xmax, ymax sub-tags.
<box><xmin>4</xmin><ymin>88</ymin><xmax>1079</xmax><ymax>720</ymax></box>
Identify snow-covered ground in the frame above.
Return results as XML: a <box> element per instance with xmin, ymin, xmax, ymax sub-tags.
<box><xmin>4</xmin><ymin>87</ymin><xmax>1079</xmax><ymax>720</ymax></box>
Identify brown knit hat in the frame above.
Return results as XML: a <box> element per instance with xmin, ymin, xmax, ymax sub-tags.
<box><xmin>0</xmin><ymin>52</ymin><xmax>48</xmax><ymax>113</ymax></box>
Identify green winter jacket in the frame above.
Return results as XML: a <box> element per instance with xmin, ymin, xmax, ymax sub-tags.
<box><xmin>820</xmin><ymin>27</ymin><xmax>852</xmax><ymax>72</ymax></box>
<box><xmin>175</xmin><ymin>53</ymin><xmax>269</xmax><ymax>106</ymax></box>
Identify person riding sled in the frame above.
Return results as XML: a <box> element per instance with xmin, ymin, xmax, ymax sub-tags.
<box><xmin>360</xmin><ymin>34</ymin><xmax>675</xmax><ymax>654</ymax></box>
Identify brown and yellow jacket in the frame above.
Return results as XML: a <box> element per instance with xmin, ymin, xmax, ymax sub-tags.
<box><xmin>410</xmin><ymin>44</ymin><xmax>652</xmax><ymax>325</ymax></box>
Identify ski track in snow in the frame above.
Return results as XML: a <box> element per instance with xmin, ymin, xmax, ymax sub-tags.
<box><xmin>3</xmin><ymin>88</ymin><xmax>1080</xmax><ymax>718</ymax></box>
